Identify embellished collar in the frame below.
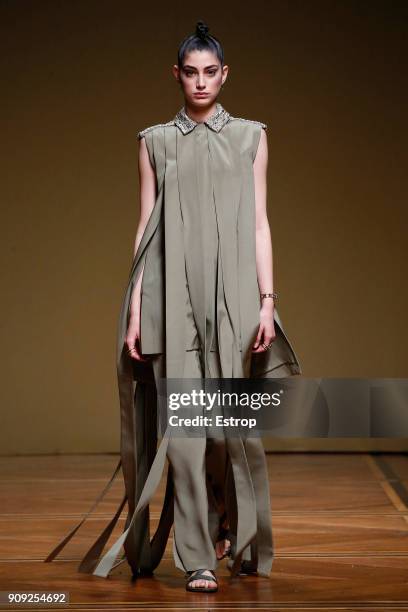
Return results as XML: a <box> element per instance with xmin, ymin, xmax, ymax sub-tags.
<box><xmin>174</xmin><ymin>102</ymin><xmax>231</xmax><ymax>135</ymax></box>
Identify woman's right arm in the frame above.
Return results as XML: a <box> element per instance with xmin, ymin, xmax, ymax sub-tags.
<box><xmin>126</xmin><ymin>136</ymin><xmax>157</xmax><ymax>362</ymax></box>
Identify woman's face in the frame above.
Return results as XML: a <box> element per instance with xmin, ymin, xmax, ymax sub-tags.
<box><xmin>173</xmin><ymin>49</ymin><xmax>228</xmax><ymax>110</ymax></box>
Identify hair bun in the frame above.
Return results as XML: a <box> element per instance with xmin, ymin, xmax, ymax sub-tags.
<box><xmin>195</xmin><ymin>20</ymin><xmax>209</xmax><ymax>39</ymax></box>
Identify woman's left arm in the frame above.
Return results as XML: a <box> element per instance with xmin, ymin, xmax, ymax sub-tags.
<box><xmin>252</xmin><ymin>128</ymin><xmax>277</xmax><ymax>352</ymax></box>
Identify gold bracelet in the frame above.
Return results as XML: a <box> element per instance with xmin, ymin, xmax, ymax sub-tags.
<box><xmin>260</xmin><ymin>292</ymin><xmax>278</xmax><ymax>301</ymax></box>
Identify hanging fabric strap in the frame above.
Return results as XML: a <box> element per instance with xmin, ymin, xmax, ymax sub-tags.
<box><xmin>43</xmin><ymin>458</ymin><xmax>123</xmax><ymax>563</ymax></box>
<box><xmin>91</xmin><ymin>427</ymin><xmax>172</xmax><ymax>577</ymax></box>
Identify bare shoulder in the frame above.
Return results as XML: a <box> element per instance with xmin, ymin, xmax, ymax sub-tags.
<box><xmin>137</xmin><ymin>120</ymin><xmax>174</xmax><ymax>140</ymax></box>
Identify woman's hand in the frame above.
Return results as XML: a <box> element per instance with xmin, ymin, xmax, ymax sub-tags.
<box><xmin>125</xmin><ymin>290</ymin><xmax>150</xmax><ymax>362</ymax></box>
<box><xmin>252</xmin><ymin>301</ymin><xmax>276</xmax><ymax>353</ymax></box>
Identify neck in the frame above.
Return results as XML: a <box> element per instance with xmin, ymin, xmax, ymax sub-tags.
<box><xmin>184</xmin><ymin>101</ymin><xmax>218</xmax><ymax>124</ymax></box>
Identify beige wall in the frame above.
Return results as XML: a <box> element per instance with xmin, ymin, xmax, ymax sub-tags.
<box><xmin>1</xmin><ymin>1</ymin><xmax>407</xmax><ymax>454</ymax></box>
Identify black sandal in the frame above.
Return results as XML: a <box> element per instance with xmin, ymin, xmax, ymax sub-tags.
<box><xmin>186</xmin><ymin>568</ymin><xmax>218</xmax><ymax>593</ymax></box>
<box><xmin>215</xmin><ymin>512</ymin><xmax>232</xmax><ymax>560</ymax></box>
<box><xmin>227</xmin><ymin>558</ymin><xmax>258</xmax><ymax>575</ymax></box>
<box><xmin>239</xmin><ymin>560</ymin><xmax>258</xmax><ymax>575</ymax></box>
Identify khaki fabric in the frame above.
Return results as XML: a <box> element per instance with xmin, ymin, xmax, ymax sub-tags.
<box><xmin>44</xmin><ymin>104</ymin><xmax>302</xmax><ymax>581</ymax></box>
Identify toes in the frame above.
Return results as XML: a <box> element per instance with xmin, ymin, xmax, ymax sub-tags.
<box><xmin>189</xmin><ymin>571</ymin><xmax>216</xmax><ymax>589</ymax></box>
<box><xmin>190</xmin><ymin>579</ymin><xmax>216</xmax><ymax>588</ymax></box>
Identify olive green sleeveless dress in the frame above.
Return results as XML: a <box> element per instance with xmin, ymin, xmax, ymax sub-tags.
<box><xmin>44</xmin><ymin>103</ymin><xmax>302</xmax><ymax>581</ymax></box>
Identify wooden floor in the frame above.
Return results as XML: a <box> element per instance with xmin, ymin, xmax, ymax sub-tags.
<box><xmin>0</xmin><ymin>452</ymin><xmax>407</xmax><ymax>610</ymax></box>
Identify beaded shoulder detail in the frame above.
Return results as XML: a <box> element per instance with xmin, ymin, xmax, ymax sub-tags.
<box><xmin>229</xmin><ymin>116</ymin><xmax>267</xmax><ymax>130</ymax></box>
<box><xmin>137</xmin><ymin>121</ymin><xmax>175</xmax><ymax>140</ymax></box>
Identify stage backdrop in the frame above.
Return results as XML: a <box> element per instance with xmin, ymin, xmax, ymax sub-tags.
<box><xmin>1</xmin><ymin>0</ymin><xmax>407</xmax><ymax>454</ymax></box>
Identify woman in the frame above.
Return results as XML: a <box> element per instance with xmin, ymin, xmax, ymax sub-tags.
<box><xmin>45</xmin><ymin>20</ymin><xmax>301</xmax><ymax>594</ymax></box>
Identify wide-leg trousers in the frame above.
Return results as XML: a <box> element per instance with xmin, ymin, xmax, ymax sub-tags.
<box><xmin>149</xmin><ymin>349</ymin><xmax>222</xmax><ymax>572</ymax></box>
<box><xmin>150</xmin><ymin>347</ymin><xmax>261</xmax><ymax>574</ymax></box>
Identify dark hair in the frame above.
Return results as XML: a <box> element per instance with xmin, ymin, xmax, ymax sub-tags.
<box><xmin>177</xmin><ymin>20</ymin><xmax>224</xmax><ymax>68</ymax></box>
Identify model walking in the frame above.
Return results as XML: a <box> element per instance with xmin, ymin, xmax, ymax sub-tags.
<box><xmin>45</xmin><ymin>20</ymin><xmax>301</xmax><ymax>594</ymax></box>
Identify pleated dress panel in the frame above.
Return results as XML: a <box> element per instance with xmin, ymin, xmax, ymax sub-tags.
<box><xmin>44</xmin><ymin>104</ymin><xmax>303</xmax><ymax>582</ymax></box>
<box><xmin>177</xmin><ymin>120</ymin><xmax>219</xmax><ymax>359</ymax></box>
